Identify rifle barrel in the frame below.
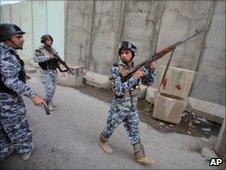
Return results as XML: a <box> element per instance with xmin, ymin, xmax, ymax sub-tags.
<box><xmin>122</xmin><ymin>26</ymin><xmax>209</xmax><ymax>81</ymax></box>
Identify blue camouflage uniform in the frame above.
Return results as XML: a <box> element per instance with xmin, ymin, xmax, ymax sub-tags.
<box><xmin>0</xmin><ymin>42</ymin><xmax>36</xmax><ymax>160</ymax></box>
<box><xmin>33</xmin><ymin>45</ymin><xmax>58</xmax><ymax>104</ymax></box>
<box><xmin>101</xmin><ymin>63</ymin><xmax>155</xmax><ymax>146</ymax></box>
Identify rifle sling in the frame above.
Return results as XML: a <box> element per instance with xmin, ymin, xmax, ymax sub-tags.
<box><xmin>129</xmin><ymin>90</ymin><xmax>135</xmax><ymax>109</ymax></box>
<box><xmin>156</xmin><ymin>49</ymin><xmax>175</xmax><ymax>95</ymax></box>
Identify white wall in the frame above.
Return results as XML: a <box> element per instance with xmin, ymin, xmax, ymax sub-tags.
<box><xmin>0</xmin><ymin>0</ymin><xmax>65</xmax><ymax>63</ymax></box>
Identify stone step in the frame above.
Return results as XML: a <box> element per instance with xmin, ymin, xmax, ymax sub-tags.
<box><xmin>83</xmin><ymin>71</ymin><xmax>111</xmax><ymax>89</ymax></box>
<box><xmin>83</xmin><ymin>72</ymin><xmax>148</xmax><ymax>98</ymax></box>
<box><xmin>154</xmin><ymin>65</ymin><xmax>195</xmax><ymax>99</ymax></box>
<box><xmin>145</xmin><ymin>87</ymin><xmax>225</xmax><ymax>125</ymax></box>
<box><xmin>188</xmin><ymin>97</ymin><xmax>225</xmax><ymax>124</ymax></box>
<box><xmin>57</xmin><ymin>65</ymin><xmax>85</xmax><ymax>87</ymax></box>
<box><xmin>214</xmin><ymin>118</ymin><xmax>225</xmax><ymax>156</ymax></box>
<box><xmin>145</xmin><ymin>86</ymin><xmax>158</xmax><ymax>103</ymax></box>
<box><xmin>138</xmin><ymin>85</ymin><xmax>148</xmax><ymax>99</ymax></box>
<box><xmin>152</xmin><ymin>93</ymin><xmax>188</xmax><ymax>124</ymax></box>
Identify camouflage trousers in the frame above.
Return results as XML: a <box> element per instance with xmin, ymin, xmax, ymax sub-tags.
<box><xmin>0</xmin><ymin>93</ymin><xmax>33</xmax><ymax>160</ymax></box>
<box><xmin>41</xmin><ymin>70</ymin><xmax>58</xmax><ymax>103</ymax></box>
<box><xmin>101</xmin><ymin>98</ymin><xmax>141</xmax><ymax>145</ymax></box>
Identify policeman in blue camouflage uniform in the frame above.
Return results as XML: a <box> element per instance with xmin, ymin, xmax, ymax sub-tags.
<box><xmin>99</xmin><ymin>41</ymin><xmax>156</xmax><ymax>165</ymax></box>
<box><xmin>0</xmin><ymin>23</ymin><xmax>46</xmax><ymax>161</ymax></box>
<box><xmin>33</xmin><ymin>35</ymin><xmax>59</xmax><ymax>111</ymax></box>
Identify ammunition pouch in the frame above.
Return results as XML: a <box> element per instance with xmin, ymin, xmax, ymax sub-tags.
<box><xmin>114</xmin><ymin>85</ymin><xmax>140</xmax><ymax>99</ymax></box>
<box><xmin>39</xmin><ymin>58</ymin><xmax>58</xmax><ymax>70</ymax></box>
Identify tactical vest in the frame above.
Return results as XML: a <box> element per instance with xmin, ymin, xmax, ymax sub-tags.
<box><xmin>111</xmin><ymin>63</ymin><xmax>140</xmax><ymax>98</ymax></box>
<box><xmin>38</xmin><ymin>58</ymin><xmax>58</xmax><ymax>70</ymax></box>
<box><xmin>0</xmin><ymin>50</ymin><xmax>26</xmax><ymax>93</ymax></box>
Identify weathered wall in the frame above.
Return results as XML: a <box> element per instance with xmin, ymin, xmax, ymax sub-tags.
<box><xmin>66</xmin><ymin>0</ymin><xmax>225</xmax><ymax>106</ymax></box>
<box><xmin>0</xmin><ymin>1</ymin><xmax>65</xmax><ymax>63</ymax></box>
<box><xmin>88</xmin><ymin>1</ymin><xmax>125</xmax><ymax>73</ymax></box>
<box><xmin>156</xmin><ymin>1</ymin><xmax>214</xmax><ymax>71</ymax></box>
<box><xmin>121</xmin><ymin>1</ymin><xmax>164</xmax><ymax>65</ymax></box>
<box><xmin>190</xmin><ymin>1</ymin><xmax>225</xmax><ymax>105</ymax></box>
<box><xmin>1</xmin><ymin>1</ymin><xmax>225</xmax><ymax>106</ymax></box>
<box><xmin>65</xmin><ymin>1</ymin><xmax>93</xmax><ymax>67</ymax></box>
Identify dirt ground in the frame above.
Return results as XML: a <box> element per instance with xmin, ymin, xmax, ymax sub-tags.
<box><xmin>77</xmin><ymin>84</ymin><xmax>221</xmax><ymax>139</ymax></box>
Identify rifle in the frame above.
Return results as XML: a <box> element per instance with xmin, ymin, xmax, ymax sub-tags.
<box><xmin>120</xmin><ymin>26</ymin><xmax>209</xmax><ymax>82</ymax></box>
<box><xmin>44</xmin><ymin>46</ymin><xmax>75</xmax><ymax>75</ymax></box>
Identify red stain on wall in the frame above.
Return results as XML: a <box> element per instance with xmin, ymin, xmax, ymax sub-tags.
<box><xmin>175</xmin><ymin>84</ymin><xmax>181</xmax><ymax>91</ymax></box>
<box><xmin>162</xmin><ymin>78</ymin><xmax>167</xmax><ymax>89</ymax></box>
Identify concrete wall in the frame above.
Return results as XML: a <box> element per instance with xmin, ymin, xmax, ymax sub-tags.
<box><xmin>0</xmin><ymin>1</ymin><xmax>65</xmax><ymax>63</ymax></box>
<box><xmin>1</xmin><ymin>1</ymin><xmax>225</xmax><ymax>106</ymax></box>
<box><xmin>66</xmin><ymin>0</ymin><xmax>225</xmax><ymax>106</ymax></box>
<box><xmin>121</xmin><ymin>1</ymin><xmax>164</xmax><ymax>66</ymax></box>
<box><xmin>190</xmin><ymin>1</ymin><xmax>225</xmax><ymax>105</ymax></box>
<box><xmin>65</xmin><ymin>0</ymin><xmax>93</xmax><ymax>68</ymax></box>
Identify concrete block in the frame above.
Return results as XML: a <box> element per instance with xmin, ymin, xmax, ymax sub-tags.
<box><xmin>28</xmin><ymin>58</ymin><xmax>39</xmax><ymax>68</ymax></box>
<box><xmin>24</xmin><ymin>64</ymin><xmax>37</xmax><ymax>74</ymax></box>
<box><xmin>57</xmin><ymin>66</ymin><xmax>85</xmax><ymax>87</ymax></box>
<box><xmin>153</xmin><ymin>93</ymin><xmax>188</xmax><ymax>124</ymax></box>
<box><xmin>145</xmin><ymin>87</ymin><xmax>158</xmax><ymax>103</ymax></box>
<box><xmin>209</xmin><ymin>136</ymin><xmax>217</xmax><ymax>147</ymax></box>
<box><xmin>201</xmin><ymin>147</ymin><xmax>218</xmax><ymax>161</ymax></box>
<box><xmin>189</xmin><ymin>97</ymin><xmax>225</xmax><ymax>124</ymax></box>
<box><xmin>155</xmin><ymin>65</ymin><xmax>195</xmax><ymax>99</ymax></box>
<box><xmin>137</xmin><ymin>85</ymin><xmax>148</xmax><ymax>99</ymax></box>
<box><xmin>214</xmin><ymin>118</ymin><xmax>226</xmax><ymax>157</ymax></box>
<box><xmin>83</xmin><ymin>71</ymin><xmax>110</xmax><ymax>89</ymax></box>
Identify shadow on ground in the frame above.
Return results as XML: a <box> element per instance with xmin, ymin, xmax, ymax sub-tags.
<box><xmin>77</xmin><ymin>84</ymin><xmax>221</xmax><ymax>139</ymax></box>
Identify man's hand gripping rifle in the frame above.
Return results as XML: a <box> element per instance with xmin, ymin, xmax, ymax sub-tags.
<box><xmin>44</xmin><ymin>46</ymin><xmax>75</xmax><ymax>76</ymax></box>
<box><xmin>120</xmin><ymin>26</ymin><xmax>209</xmax><ymax>82</ymax></box>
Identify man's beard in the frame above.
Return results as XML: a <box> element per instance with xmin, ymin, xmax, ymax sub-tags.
<box><xmin>121</xmin><ymin>58</ymin><xmax>129</xmax><ymax>64</ymax></box>
<box><xmin>121</xmin><ymin>57</ymin><xmax>134</xmax><ymax>65</ymax></box>
<box><xmin>16</xmin><ymin>44</ymin><xmax>23</xmax><ymax>50</ymax></box>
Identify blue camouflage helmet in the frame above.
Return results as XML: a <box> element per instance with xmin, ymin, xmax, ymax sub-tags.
<box><xmin>41</xmin><ymin>34</ymin><xmax>53</xmax><ymax>43</ymax></box>
<box><xmin>0</xmin><ymin>23</ymin><xmax>25</xmax><ymax>42</ymax></box>
<box><xmin>118</xmin><ymin>41</ymin><xmax>137</xmax><ymax>57</ymax></box>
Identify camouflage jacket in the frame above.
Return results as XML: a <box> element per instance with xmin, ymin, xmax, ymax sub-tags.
<box><xmin>0</xmin><ymin>42</ymin><xmax>36</xmax><ymax>99</ymax></box>
<box><xmin>110</xmin><ymin>62</ymin><xmax>155</xmax><ymax>98</ymax></box>
<box><xmin>33</xmin><ymin>45</ymin><xmax>57</xmax><ymax>63</ymax></box>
